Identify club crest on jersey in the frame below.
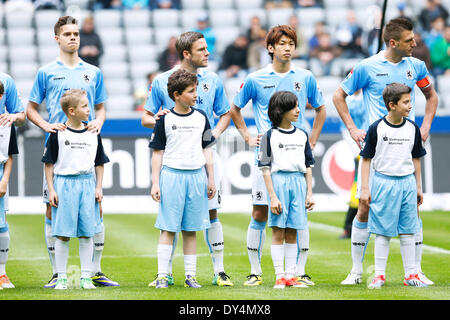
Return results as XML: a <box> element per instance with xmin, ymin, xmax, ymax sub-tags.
<box><xmin>406</xmin><ymin>70</ymin><xmax>413</xmax><ymax>80</ymax></box>
<box><xmin>83</xmin><ymin>74</ymin><xmax>90</xmax><ymax>83</ymax></box>
<box><xmin>202</xmin><ymin>83</ymin><xmax>209</xmax><ymax>92</ymax></box>
<box><xmin>294</xmin><ymin>82</ymin><xmax>302</xmax><ymax>91</ymax></box>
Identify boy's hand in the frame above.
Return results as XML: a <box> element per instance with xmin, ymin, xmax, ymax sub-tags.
<box><xmin>0</xmin><ymin>180</ymin><xmax>7</xmax><ymax>198</ymax></box>
<box><xmin>95</xmin><ymin>187</ymin><xmax>103</xmax><ymax>203</ymax></box>
<box><xmin>359</xmin><ymin>189</ymin><xmax>371</xmax><ymax>207</ymax></box>
<box><xmin>270</xmin><ymin>195</ymin><xmax>282</xmax><ymax>215</ymax></box>
<box><xmin>44</xmin><ymin>122</ymin><xmax>66</xmax><ymax>133</ymax></box>
<box><xmin>305</xmin><ymin>194</ymin><xmax>315</xmax><ymax>211</ymax></box>
<box><xmin>417</xmin><ymin>189</ymin><xmax>423</xmax><ymax>207</ymax></box>
<box><xmin>151</xmin><ymin>184</ymin><xmax>161</xmax><ymax>202</ymax></box>
<box><xmin>49</xmin><ymin>190</ymin><xmax>58</xmax><ymax>208</ymax></box>
<box><xmin>207</xmin><ymin>182</ymin><xmax>216</xmax><ymax>200</ymax></box>
<box><xmin>154</xmin><ymin>109</ymin><xmax>171</xmax><ymax>121</ymax></box>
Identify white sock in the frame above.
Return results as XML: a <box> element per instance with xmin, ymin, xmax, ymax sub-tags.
<box><xmin>271</xmin><ymin>244</ymin><xmax>284</xmax><ymax>279</ymax></box>
<box><xmin>168</xmin><ymin>232</ymin><xmax>178</xmax><ymax>275</ymax></box>
<box><xmin>0</xmin><ymin>231</ymin><xmax>10</xmax><ymax>275</ymax></box>
<box><xmin>92</xmin><ymin>222</ymin><xmax>104</xmax><ymax>275</ymax></box>
<box><xmin>374</xmin><ymin>235</ymin><xmax>390</xmax><ymax>277</ymax></box>
<box><xmin>204</xmin><ymin>219</ymin><xmax>224</xmax><ymax>275</ymax></box>
<box><xmin>45</xmin><ymin>223</ymin><xmax>56</xmax><ymax>274</ymax></box>
<box><xmin>247</xmin><ymin>218</ymin><xmax>266</xmax><ymax>275</ymax></box>
<box><xmin>295</xmin><ymin>227</ymin><xmax>310</xmax><ymax>276</ymax></box>
<box><xmin>157</xmin><ymin>244</ymin><xmax>172</xmax><ymax>277</ymax></box>
<box><xmin>55</xmin><ymin>239</ymin><xmax>70</xmax><ymax>279</ymax></box>
<box><xmin>400</xmin><ymin>234</ymin><xmax>416</xmax><ymax>278</ymax></box>
<box><xmin>79</xmin><ymin>238</ymin><xmax>93</xmax><ymax>279</ymax></box>
<box><xmin>415</xmin><ymin>227</ymin><xmax>423</xmax><ymax>274</ymax></box>
<box><xmin>184</xmin><ymin>254</ymin><xmax>196</xmax><ymax>277</ymax></box>
<box><xmin>284</xmin><ymin>243</ymin><xmax>297</xmax><ymax>279</ymax></box>
<box><xmin>350</xmin><ymin>218</ymin><xmax>369</xmax><ymax>275</ymax></box>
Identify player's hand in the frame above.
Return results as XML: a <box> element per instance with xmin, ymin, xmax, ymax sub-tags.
<box><xmin>0</xmin><ymin>180</ymin><xmax>7</xmax><ymax>198</ymax></box>
<box><xmin>95</xmin><ymin>187</ymin><xmax>103</xmax><ymax>203</ymax></box>
<box><xmin>0</xmin><ymin>113</ymin><xmax>18</xmax><ymax>127</ymax></box>
<box><xmin>49</xmin><ymin>190</ymin><xmax>58</xmax><ymax>208</ymax></box>
<box><xmin>305</xmin><ymin>194</ymin><xmax>315</xmax><ymax>211</ymax></box>
<box><xmin>151</xmin><ymin>184</ymin><xmax>161</xmax><ymax>202</ymax></box>
<box><xmin>349</xmin><ymin>127</ymin><xmax>366</xmax><ymax>149</ymax></box>
<box><xmin>270</xmin><ymin>196</ymin><xmax>282</xmax><ymax>215</ymax></box>
<box><xmin>419</xmin><ymin>127</ymin><xmax>429</xmax><ymax>143</ymax></box>
<box><xmin>417</xmin><ymin>189</ymin><xmax>423</xmax><ymax>207</ymax></box>
<box><xmin>154</xmin><ymin>109</ymin><xmax>171</xmax><ymax>121</ymax></box>
<box><xmin>86</xmin><ymin>119</ymin><xmax>103</xmax><ymax>134</ymax></box>
<box><xmin>246</xmin><ymin>133</ymin><xmax>263</xmax><ymax>147</ymax></box>
<box><xmin>44</xmin><ymin>122</ymin><xmax>66</xmax><ymax>133</ymax></box>
<box><xmin>207</xmin><ymin>182</ymin><xmax>216</xmax><ymax>200</ymax></box>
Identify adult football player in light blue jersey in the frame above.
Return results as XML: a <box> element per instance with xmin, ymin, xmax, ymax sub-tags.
<box><xmin>333</xmin><ymin>18</ymin><xmax>439</xmax><ymax>286</ymax></box>
<box><xmin>141</xmin><ymin>31</ymin><xmax>233</xmax><ymax>287</ymax></box>
<box><xmin>230</xmin><ymin>25</ymin><xmax>326</xmax><ymax>286</ymax></box>
<box><xmin>26</xmin><ymin>16</ymin><xmax>119</xmax><ymax>288</ymax></box>
<box><xmin>0</xmin><ymin>77</ymin><xmax>25</xmax><ymax>290</ymax></box>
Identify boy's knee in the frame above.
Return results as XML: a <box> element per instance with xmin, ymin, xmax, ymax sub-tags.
<box><xmin>356</xmin><ymin>202</ymin><xmax>369</xmax><ymax>222</ymax></box>
<box><xmin>209</xmin><ymin>209</ymin><xmax>218</xmax><ymax>221</ymax></box>
<box><xmin>252</xmin><ymin>205</ymin><xmax>268</xmax><ymax>222</ymax></box>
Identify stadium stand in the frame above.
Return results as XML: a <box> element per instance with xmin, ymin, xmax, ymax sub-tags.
<box><xmin>0</xmin><ymin>0</ymin><xmax>448</xmax><ymax>118</ymax></box>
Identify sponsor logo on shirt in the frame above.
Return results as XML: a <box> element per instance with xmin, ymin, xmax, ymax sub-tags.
<box><xmin>53</xmin><ymin>76</ymin><xmax>66</xmax><ymax>81</ymax></box>
<box><xmin>376</xmin><ymin>73</ymin><xmax>389</xmax><ymax>77</ymax></box>
<box><xmin>263</xmin><ymin>85</ymin><xmax>275</xmax><ymax>89</ymax></box>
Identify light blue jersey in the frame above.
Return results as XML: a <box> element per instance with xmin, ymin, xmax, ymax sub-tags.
<box><xmin>341</xmin><ymin>51</ymin><xmax>429</xmax><ymax>127</ymax></box>
<box><xmin>144</xmin><ymin>66</ymin><xmax>230</xmax><ymax>130</ymax></box>
<box><xmin>0</xmin><ymin>72</ymin><xmax>24</xmax><ymax>114</ymax></box>
<box><xmin>29</xmin><ymin>58</ymin><xmax>108</xmax><ymax>142</ymax></box>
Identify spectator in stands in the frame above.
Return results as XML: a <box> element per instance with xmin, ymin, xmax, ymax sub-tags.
<box><xmin>149</xmin><ymin>0</ymin><xmax>180</xmax><ymax>9</ymax></box>
<box><xmin>134</xmin><ymin>71</ymin><xmax>159</xmax><ymax>111</ymax></box>
<box><xmin>89</xmin><ymin>0</ymin><xmax>122</xmax><ymax>10</ymax></box>
<box><xmin>33</xmin><ymin>0</ymin><xmax>65</xmax><ymax>10</ymax></box>
<box><xmin>193</xmin><ymin>14</ymin><xmax>217</xmax><ymax>60</ymax></box>
<box><xmin>247</xmin><ymin>15</ymin><xmax>267</xmax><ymax>45</ymax></box>
<box><xmin>413</xmin><ymin>31</ymin><xmax>433</xmax><ymax>71</ymax></box>
<box><xmin>3</xmin><ymin>0</ymin><xmax>35</xmax><ymax>14</ymax></box>
<box><xmin>309</xmin><ymin>31</ymin><xmax>342</xmax><ymax>76</ymax></box>
<box><xmin>122</xmin><ymin>0</ymin><xmax>149</xmax><ymax>10</ymax></box>
<box><xmin>264</xmin><ymin>0</ymin><xmax>295</xmax><ymax>10</ymax></box>
<box><xmin>157</xmin><ymin>36</ymin><xmax>180</xmax><ymax>72</ymax></box>
<box><xmin>219</xmin><ymin>34</ymin><xmax>249</xmax><ymax>79</ymax></box>
<box><xmin>395</xmin><ymin>1</ymin><xmax>415</xmax><ymax>25</ymax></box>
<box><xmin>430</xmin><ymin>24</ymin><xmax>450</xmax><ymax>77</ymax></box>
<box><xmin>335</xmin><ymin>10</ymin><xmax>364</xmax><ymax>59</ymax></box>
<box><xmin>418</xmin><ymin>0</ymin><xmax>449</xmax><ymax>32</ymax></box>
<box><xmin>361</xmin><ymin>7</ymin><xmax>383</xmax><ymax>56</ymax></box>
<box><xmin>288</xmin><ymin>14</ymin><xmax>309</xmax><ymax>59</ymax></box>
<box><xmin>294</xmin><ymin>0</ymin><xmax>323</xmax><ymax>8</ymax></box>
<box><xmin>79</xmin><ymin>15</ymin><xmax>104</xmax><ymax>67</ymax></box>
<box><xmin>308</xmin><ymin>21</ymin><xmax>327</xmax><ymax>55</ymax></box>
<box><xmin>423</xmin><ymin>16</ymin><xmax>445</xmax><ymax>49</ymax></box>
<box><xmin>247</xmin><ymin>30</ymin><xmax>271</xmax><ymax>71</ymax></box>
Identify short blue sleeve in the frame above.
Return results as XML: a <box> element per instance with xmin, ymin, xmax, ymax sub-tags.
<box><xmin>213</xmin><ymin>77</ymin><xmax>230</xmax><ymax>116</ymax></box>
<box><xmin>414</xmin><ymin>59</ymin><xmax>429</xmax><ymax>83</ymax></box>
<box><xmin>94</xmin><ymin>69</ymin><xmax>108</xmax><ymax>105</ymax></box>
<box><xmin>144</xmin><ymin>77</ymin><xmax>165</xmax><ymax>114</ymax></box>
<box><xmin>29</xmin><ymin>69</ymin><xmax>47</xmax><ymax>105</ymax></box>
<box><xmin>148</xmin><ymin>114</ymin><xmax>166</xmax><ymax>150</ymax></box>
<box><xmin>233</xmin><ymin>76</ymin><xmax>254</xmax><ymax>109</ymax></box>
<box><xmin>360</xmin><ymin>121</ymin><xmax>379</xmax><ymax>158</ymax></box>
<box><xmin>340</xmin><ymin>63</ymin><xmax>369</xmax><ymax>96</ymax></box>
<box><xmin>258</xmin><ymin>129</ymin><xmax>272</xmax><ymax>167</ymax></box>
<box><xmin>3</xmin><ymin>77</ymin><xmax>24</xmax><ymax>113</ymax></box>
<box><xmin>306</xmin><ymin>73</ymin><xmax>324</xmax><ymax>109</ymax></box>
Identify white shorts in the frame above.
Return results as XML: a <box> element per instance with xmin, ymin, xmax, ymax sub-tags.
<box><xmin>206</xmin><ymin>148</ymin><xmax>223</xmax><ymax>211</ymax></box>
<box><xmin>252</xmin><ymin>163</ymin><xmax>268</xmax><ymax>206</ymax></box>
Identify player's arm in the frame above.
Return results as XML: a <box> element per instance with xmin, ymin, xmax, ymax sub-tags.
<box><xmin>413</xmin><ymin>157</ymin><xmax>423</xmax><ymax>207</ymax></box>
<box><xmin>333</xmin><ymin>87</ymin><xmax>366</xmax><ymax>149</ymax></box>
<box><xmin>0</xmin><ymin>156</ymin><xmax>13</xmax><ymax>198</ymax></box>
<box><xmin>309</xmin><ymin>105</ymin><xmax>326</xmax><ymax>149</ymax></box>
<box><xmin>44</xmin><ymin>163</ymin><xmax>58</xmax><ymax>207</ymax></box>
<box><xmin>305</xmin><ymin>167</ymin><xmax>315</xmax><ymax>211</ymax></box>
<box><xmin>230</xmin><ymin>104</ymin><xmax>261</xmax><ymax>147</ymax></box>
<box><xmin>417</xmin><ymin>78</ymin><xmax>438</xmax><ymax>142</ymax></box>
<box><xmin>212</xmin><ymin>111</ymin><xmax>231</xmax><ymax>138</ymax></box>
<box><xmin>261</xmin><ymin>167</ymin><xmax>282</xmax><ymax>215</ymax></box>
<box><xmin>150</xmin><ymin>149</ymin><xmax>163</xmax><ymax>202</ymax></box>
<box><xmin>26</xmin><ymin>101</ymin><xmax>66</xmax><ymax>133</ymax></box>
<box><xmin>203</xmin><ymin>147</ymin><xmax>216</xmax><ymax>200</ymax></box>
<box><xmin>359</xmin><ymin>157</ymin><xmax>371</xmax><ymax>207</ymax></box>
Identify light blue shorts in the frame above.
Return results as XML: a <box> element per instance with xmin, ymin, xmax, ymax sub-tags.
<box><xmin>51</xmin><ymin>174</ymin><xmax>102</xmax><ymax>238</ymax></box>
<box><xmin>155</xmin><ymin>166</ymin><xmax>211</xmax><ymax>232</ymax></box>
<box><xmin>268</xmin><ymin>171</ymin><xmax>307</xmax><ymax>230</ymax></box>
<box><xmin>368</xmin><ymin>171</ymin><xmax>419</xmax><ymax>237</ymax></box>
<box><xmin>0</xmin><ymin>165</ymin><xmax>7</xmax><ymax>233</ymax></box>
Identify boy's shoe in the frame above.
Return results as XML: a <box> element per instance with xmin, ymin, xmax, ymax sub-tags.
<box><xmin>403</xmin><ymin>274</ymin><xmax>428</xmax><ymax>287</ymax></box>
<box><xmin>91</xmin><ymin>272</ymin><xmax>120</xmax><ymax>287</ymax></box>
<box><xmin>184</xmin><ymin>275</ymin><xmax>201</xmax><ymax>288</ymax></box>
<box><xmin>80</xmin><ymin>278</ymin><xmax>96</xmax><ymax>289</ymax></box>
<box><xmin>273</xmin><ymin>278</ymin><xmax>286</xmax><ymax>289</ymax></box>
<box><xmin>149</xmin><ymin>274</ymin><xmax>174</xmax><ymax>287</ymax></box>
<box><xmin>286</xmin><ymin>277</ymin><xmax>308</xmax><ymax>288</ymax></box>
<box><xmin>368</xmin><ymin>275</ymin><xmax>385</xmax><ymax>289</ymax></box>
<box><xmin>212</xmin><ymin>272</ymin><xmax>233</xmax><ymax>286</ymax></box>
<box><xmin>155</xmin><ymin>276</ymin><xmax>169</xmax><ymax>289</ymax></box>
<box><xmin>54</xmin><ymin>278</ymin><xmax>68</xmax><ymax>290</ymax></box>
<box><xmin>244</xmin><ymin>274</ymin><xmax>262</xmax><ymax>286</ymax></box>
<box><xmin>341</xmin><ymin>272</ymin><xmax>362</xmax><ymax>285</ymax></box>
<box><xmin>0</xmin><ymin>275</ymin><xmax>15</xmax><ymax>288</ymax></box>
<box><xmin>44</xmin><ymin>273</ymin><xmax>58</xmax><ymax>288</ymax></box>
<box><xmin>296</xmin><ymin>274</ymin><xmax>315</xmax><ymax>286</ymax></box>
<box><xmin>416</xmin><ymin>272</ymin><xmax>434</xmax><ymax>285</ymax></box>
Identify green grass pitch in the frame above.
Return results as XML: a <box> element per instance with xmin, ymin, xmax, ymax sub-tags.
<box><xmin>1</xmin><ymin>211</ymin><xmax>449</xmax><ymax>300</ymax></box>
